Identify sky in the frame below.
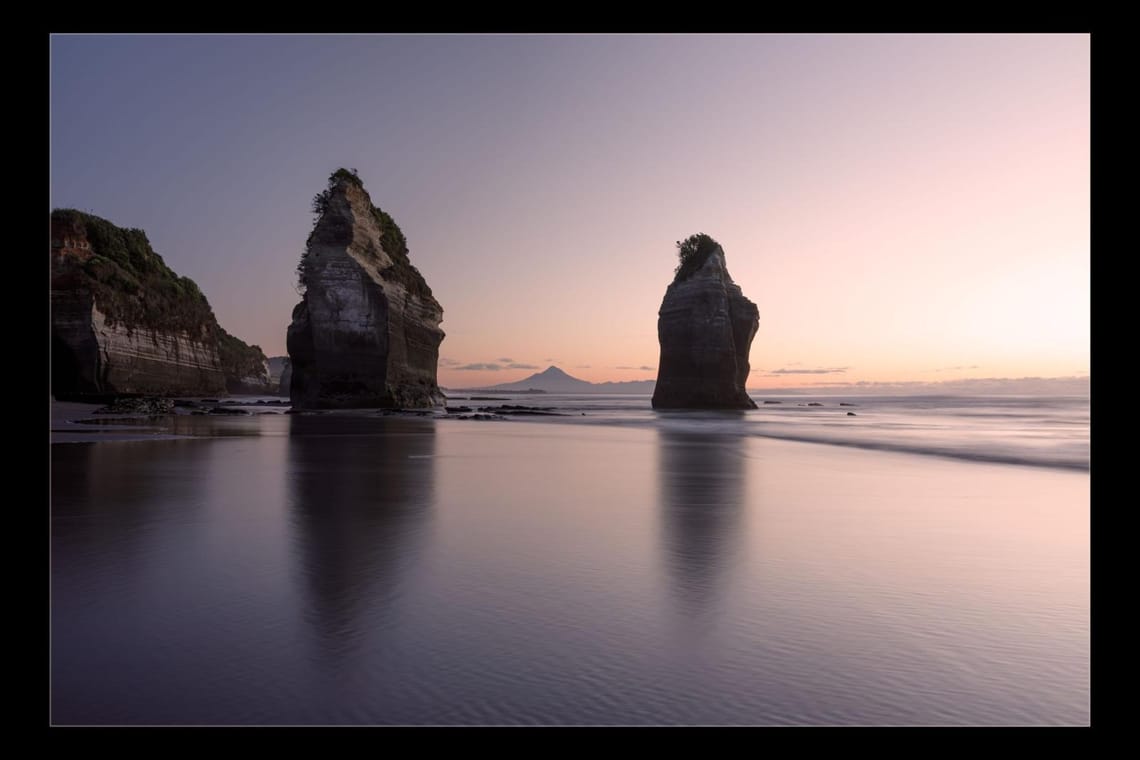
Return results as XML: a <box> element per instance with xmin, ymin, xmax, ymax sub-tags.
<box><xmin>50</xmin><ymin>34</ymin><xmax>1089</xmax><ymax>389</ymax></box>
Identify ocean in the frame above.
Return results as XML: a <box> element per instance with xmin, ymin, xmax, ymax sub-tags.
<box><xmin>50</xmin><ymin>393</ymin><xmax>1090</xmax><ymax>725</ymax></box>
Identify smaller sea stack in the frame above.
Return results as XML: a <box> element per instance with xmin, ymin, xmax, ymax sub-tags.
<box><xmin>652</xmin><ymin>234</ymin><xmax>759</xmax><ymax>410</ymax></box>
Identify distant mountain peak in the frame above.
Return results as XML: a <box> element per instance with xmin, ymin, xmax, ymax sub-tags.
<box><xmin>469</xmin><ymin>365</ymin><xmax>655</xmax><ymax>394</ymax></box>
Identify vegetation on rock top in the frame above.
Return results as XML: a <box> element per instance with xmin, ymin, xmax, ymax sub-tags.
<box><xmin>300</xmin><ymin>168</ymin><xmax>435</xmax><ymax>300</ymax></box>
<box><xmin>52</xmin><ymin>209</ymin><xmax>216</xmax><ymax>335</ymax></box>
<box><xmin>217</xmin><ymin>326</ymin><xmax>268</xmax><ymax>384</ymax></box>
<box><xmin>673</xmin><ymin>233</ymin><xmax>722</xmax><ymax>283</ymax></box>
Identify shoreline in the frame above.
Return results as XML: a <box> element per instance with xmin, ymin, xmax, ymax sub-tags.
<box><xmin>49</xmin><ymin>397</ymin><xmax>1090</xmax><ymax>474</ymax></box>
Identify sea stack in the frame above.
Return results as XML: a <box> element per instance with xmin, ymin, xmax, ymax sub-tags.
<box><xmin>652</xmin><ymin>234</ymin><xmax>759</xmax><ymax>410</ymax></box>
<box><xmin>287</xmin><ymin>169</ymin><xmax>445</xmax><ymax>409</ymax></box>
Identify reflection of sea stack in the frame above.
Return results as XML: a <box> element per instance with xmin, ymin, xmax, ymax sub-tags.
<box><xmin>288</xmin><ymin>416</ymin><xmax>435</xmax><ymax>659</ymax></box>
<box><xmin>657</xmin><ymin>428</ymin><xmax>745</xmax><ymax>619</ymax></box>
<box><xmin>287</xmin><ymin>169</ymin><xmax>445</xmax><ymax>409</ymax></box>
<box><xmin>652</xmin><ymin>234</ymin><xmax>759</xmax><ymax>409</ymax></box>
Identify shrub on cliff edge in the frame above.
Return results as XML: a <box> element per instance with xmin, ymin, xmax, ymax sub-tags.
<box><xmin>673</xmin><ymin>233</ymin><xmax>721</xmax><ymax>283</ymax></box>
<box><xmin>299</xmin><ymin>168</ymin><xmax>434</xmax><ymax>300</ymax></box>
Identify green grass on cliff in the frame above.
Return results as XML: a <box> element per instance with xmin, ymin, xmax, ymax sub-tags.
<box><xmin>53</xmin><ymin>209</ymin><xmax>218</xmax><ymax>335</ymax></box>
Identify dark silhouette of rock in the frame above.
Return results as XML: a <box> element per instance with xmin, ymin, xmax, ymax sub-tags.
<box><xmin>652</xmin><ymin>235</ymin><xmax>759</xmax><ymax>409</ymax></box>
<box><xmin>287</xmin><ymin>169</ymin><xmax>445</xmax><ymax>409</ymax></box>
<box><xmin>847</xmin><ymin>411</ymin><xmax>857</xmax><ymax>416</ymax></box>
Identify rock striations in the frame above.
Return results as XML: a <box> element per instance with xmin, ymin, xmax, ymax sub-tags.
<box><xmin>652</xmin><ymin>234</ymin><xmax>759</xmax><ymax>410</ymax></box>
<box><xmin>51</xmin><ymin>209</ymin><xmax>229</xmax><ymax>397</ymax></box>
<box><xmin>287</xmin><ymin>169</ymin><xmax>445</xmax><ymax>409</ymax></box>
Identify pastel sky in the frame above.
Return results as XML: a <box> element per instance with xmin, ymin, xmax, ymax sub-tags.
<box><xmin>50</xmin><ymin>34</ymin><xmax>1089</xmax><ymax>389</ymax></box>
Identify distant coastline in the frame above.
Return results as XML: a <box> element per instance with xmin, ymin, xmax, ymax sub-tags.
<box><xmin>754</xmin><ymin>376</ymin><xmax>1091</xmax><ymax>396</ymax></box>
<box><xmin>444</xmin><ymin>367</ymin><xmax>1090</xmax><ymax>397</ymax></box>
<box><xmin>445</xmin><ymin>388</ymin><xmax>548</xmax><ymax>395</ymax></box>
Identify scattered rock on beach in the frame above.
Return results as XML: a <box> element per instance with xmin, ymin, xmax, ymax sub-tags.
<box><xmin>476</xmin><ymin>404</ymin><xmax>563</xmax><ymax>416</ymax></box>
<box><xmin>93</xmin><ymin>397</ymin><xmax>175</xmax><ymax>416</ymax></box>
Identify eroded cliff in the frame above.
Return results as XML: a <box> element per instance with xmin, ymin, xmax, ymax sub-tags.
<box><xmin>51</xmin><ymin>210</ymin><xmax>227</xmax><ymax>397</ymax></box>
<box><xmin>51</xmin><ymin>209</ymin><xmax>272</xmax><ymax>398</ymax></box>
<box><xmin>218</xmin><ymin>328</ymin><xmax>273</xmax><ymax>394</ymax></box>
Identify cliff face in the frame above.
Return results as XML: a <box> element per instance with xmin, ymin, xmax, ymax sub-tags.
<box><xmin>278</xmin><ymin>360</ymin><xmax>292</xmax><ymax>397</ymax></box>
<box><xmin>287</xmin><ymin>170</ymin><xmax>445</xmax><ymax>409</ymax></box>
<box><xmin>218</xmin><ymin>328</ymin><xmax>273</xmax><ymax>394</ymax></box>
<box><xmin>652</xmin><ymin>241</ymin><xmax>758</xmax><ymax>410</ymax></box>
<box><xmin>267</xmin><ymin>356</ymin><xmax>292</xmax><ymax>396</ymax></box>
<box><xmin>51</xmin><ymin>210</ymin><xmax>227</xmax><ymax>397</ymax></box>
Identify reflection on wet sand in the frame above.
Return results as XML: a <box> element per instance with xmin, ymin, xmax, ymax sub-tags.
<box><xmin>52</xmin><ymin>439</ymin><xmax>212</xmax><ymax>568</ymax></box>
<box><xmin>287</xmin><ymin>415</ymin><xmax>436</xmax><ymax>665</ymax></box>
<box><xmin>657</xmin><ymin>424</ymin><xmax>747</xmax><ymax>628</ymax></box>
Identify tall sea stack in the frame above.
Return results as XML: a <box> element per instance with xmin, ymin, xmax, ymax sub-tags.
<box><xmin>287</xmin><ymin>169</ymin><xmax>445</xmax><ymax>409</ymax></box>
<box><xmin>652</xmin><ymin>234</ymin><xmax>759</xmax><ymax>410</ymax></box>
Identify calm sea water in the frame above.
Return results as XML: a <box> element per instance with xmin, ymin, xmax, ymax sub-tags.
<box><xmin>51</xmin><ymin>394</ymin><xmax>1089</xmax><ymax>725</ymax></box>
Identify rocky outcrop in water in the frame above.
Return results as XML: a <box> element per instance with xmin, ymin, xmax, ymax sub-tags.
<box><xmin>652</xmin><ymin>234</ymin><xmax>758</xmax><ymax>409</ymax></box>
<box><xmin>287</xmin><ymin>169</ymin><xmax>445</xmax><ymax>409</ymax></box>
<box><xmin>51</xmin><ymin>210</ymin><xmax>228</xmax><ymax>397</ymax></box>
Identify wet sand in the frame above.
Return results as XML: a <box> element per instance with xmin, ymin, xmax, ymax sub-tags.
<box><xmin>51</xmin><ymin>413</ymin><xmax>1089</xmax><ymax>724</ymax></box>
